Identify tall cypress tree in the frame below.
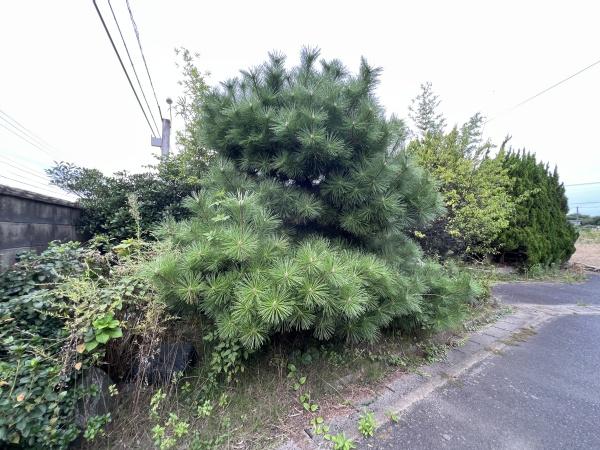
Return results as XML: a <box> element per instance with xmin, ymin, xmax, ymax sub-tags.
<box><xmin>496</xmin><ymin>149</ymin><xmax>577</xmax><ymax>267</ymax></box>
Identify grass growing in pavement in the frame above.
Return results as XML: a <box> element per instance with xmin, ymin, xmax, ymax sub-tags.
<box><xmin>462</xmin><ymin>262</ymin><xmax>587</xmax><ymax>286</ymax></box>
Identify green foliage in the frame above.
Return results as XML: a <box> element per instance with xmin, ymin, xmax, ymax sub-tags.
<box><xmin>407</xmin><ymin>85</ymin><xmax>514</xmax><ymax>257</ymax></box>
<box><xmin>203</xmin><ymin>332</ymin><xmax>249</xmax><ymax>387</ymax></box>
<box><xmin>197</xmin><ymin>400</ymin><xmax>213</xmax><ymax>418</ymax></box>
<box><xmin>47</xmin><ymin>149</ymin><xmax>206</xmax><ymax>242</ymax></box>
<box><xmin>417</xmin><ymin>340</ymin><xmax>448</xmax><ymax>363</ymax></box>
<box><xmin>358</xmin><ymin>410</ymin><xmax>376</xmax><ymax>437</ymax></box>
<box><xmin>0</xmin><ymin>242</ymin><xmax>90</xmax><ymax>448</ymax></box>
<box><xmin>0</xmin><ymin>241</ymin><xmax>86</xmax><ymax>301</ymax></box>
<box><xmin>151</xmin><ymin>413</ymin><xmax>190</xmax><ymax>450</ymax></box>
<box><xmin>388</xmin><ymin>411</ymin><xmax>400</xmax><ymax>423</ymax></box>
<box><xmin>149</xmin><ymin>190</ymin><xmax>428</xmax><ymax>350</ymax></box>
<box><xmin>327</xmin><ymin>432</ymin><xmax>356</xmax><ymax>450</ymax></box>
<box><xmin>84</xmin><ymin>313</ymin><xmax>123</xmax><ymax>352</ymax></box>
<box><xmin>0</xmin><ymin>241</ymin><xmax>151</xmax><ymax>449</ymax></box>
<box><xmin>567</xmin><ymin>214</ymin><xmax>600</xmax><ymax>227</ymax></box>
<box><xmin>0</xmin><ymin>290</ymin><xmax>81</xmax><ymax>448</ymax></box>
<box><xmin>147</xmin><ymin>49</ymin><xmax>481</xmax><ymax>355</ymax></box>
<box><xmin>409</xmin><ymin>81</ymin><xmax>446</xmax><ymax>137</ymax></box>
<box><xmin>174</xmin><ymin>48</ymin><xmax>212</xmax><ymax>159</ymax></box>
<box><xmin>199</xmin><ymin>48</ymin><xmax>444</xmax><ymax>251</ymax></box>
<box><xmin>496</xmin><ymin>148</ymin><xmax>577</xmax><ymax>267</ymax></box>
<box><xmin>408</xmin><ymin>261</ymin><xmax>482</xmax><ymax>333</ymax></box>
<box><xmin>83</xmin><ymin>413</ymin><xmax>111</xmax><ymax>441</ymax></box>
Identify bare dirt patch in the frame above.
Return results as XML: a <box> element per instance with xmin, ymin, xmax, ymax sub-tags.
<box><xmin>571</xmin><ymin>242</ymin><xmax>600</xmax><ymax>269</ymax></box>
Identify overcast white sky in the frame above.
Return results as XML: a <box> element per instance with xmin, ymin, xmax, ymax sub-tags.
<box><xmin>1</xmin><ymin>0</ymin><xmax>599</xmax><ymax>211</ymax></box>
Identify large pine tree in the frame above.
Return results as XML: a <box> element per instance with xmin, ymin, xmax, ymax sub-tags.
<box><xmin>199</xmin><ymin>48</ymin><xmax>443</xmax><ymax>261</ymax></box>
<box><xmin>147</xmin><ymin>49</ymin><xmax>480</xmax><ymax>350</ymax></box>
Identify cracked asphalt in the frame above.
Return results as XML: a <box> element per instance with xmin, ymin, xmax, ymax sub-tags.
<box><xmin>360</xmin><ymin>274</ymin><xmax>600</xmax><ymax>450</ymax></box>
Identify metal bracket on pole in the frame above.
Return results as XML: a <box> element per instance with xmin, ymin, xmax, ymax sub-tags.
<box><xmin>151</xmin><ymin>118</ymin><xmax>171</xmax><ymax>158</ymax></box>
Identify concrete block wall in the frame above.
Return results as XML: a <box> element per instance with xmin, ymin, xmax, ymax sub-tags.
<box><xmin>0</xmin><ymin>185</ymin><xmax>81</xmax><ymax>269</ymax></box>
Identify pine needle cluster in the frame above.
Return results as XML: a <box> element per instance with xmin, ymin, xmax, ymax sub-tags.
<box><xmin>199</xmin><ymin>48</ymin><xmax>443</xmax><ymax>257</ymax></box>
<box><xmin>148</xmin><ymin>190</ymin><xmax>424</xmax><ymax>349</ymax></box>
<box><xmin>147</xmin><ymin>49</ymin><xmax>482</xmax><ymax>350</ymax></box>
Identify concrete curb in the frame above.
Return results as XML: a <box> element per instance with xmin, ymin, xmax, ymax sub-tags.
<box><xmin>277</xmin><ymin>303</ymin><xmax>600</xmax><ymax>449</ymax></box>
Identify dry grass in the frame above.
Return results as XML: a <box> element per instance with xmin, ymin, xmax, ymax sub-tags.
<box><xmin>571</xmin><ymin>229</ymin><xmax>600</xmax><ymax>269</ymax></box>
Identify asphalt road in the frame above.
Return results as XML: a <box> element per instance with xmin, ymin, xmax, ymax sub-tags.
<box><xmin>492</xmin><ymin>273</ymin><xmax>600</xmax><ymax>305</ymax></box>
<box><xmin>361</xmin><ymin>275</ymin><xmax>600</xmax><ymax>450</ymax></box>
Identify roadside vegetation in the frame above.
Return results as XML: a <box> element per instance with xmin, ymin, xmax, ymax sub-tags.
<box><xmin>0</xmin><ymin>47</ymin><xmax>581</xmax><ymax>449</ymax></box>
<box><xmin>576</xmin><ymin>227</ymin><xmax>600</xmax><ymax>244</ymax></box>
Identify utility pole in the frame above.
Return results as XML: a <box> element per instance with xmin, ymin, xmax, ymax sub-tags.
<box><xmin>151</xmin><ymin>98</ymin><xmax>172</xmax><ymax>158</ymax></box>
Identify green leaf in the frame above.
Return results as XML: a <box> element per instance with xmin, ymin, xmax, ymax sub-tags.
<box><xmin>108</xmin><ymin>328</ymin><xmax>123</xmax><ymax>339</ymax></box>
<box><xmin>85</xmin><ymin>341</ymin><xmax>99</xmax><ymax>352</ymax></box>
<box><xmin>95</xmin><ymin>333</ymin><xmax>110</xmax><ymax>344</ymax></box>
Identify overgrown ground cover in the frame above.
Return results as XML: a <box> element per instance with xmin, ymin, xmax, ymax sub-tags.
<box><xmin>79</xmin><ymin>295</ymin><xmax>503</xmax><ymax>450</ymax></box>
<box><xmin>462</xmin><ymin>261</ymin><xmax>587</xmax><ymax>285</ymax></box>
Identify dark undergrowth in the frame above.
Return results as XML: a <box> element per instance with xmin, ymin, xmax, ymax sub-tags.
<box><xmin>80</xmin><ymin>301</ymin><xmax>501</xmax><ymax>450</ymax></box>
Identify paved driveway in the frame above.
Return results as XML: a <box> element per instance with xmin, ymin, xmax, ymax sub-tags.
<box><xmin>360</xmin><ymin>274</ymin><xmax>600</xmax><ymax>450</ymax></box>
<box><xmin>492</xmin><ymin>273</ymin><xmax>600</xmax><ymax>305</ymax></box>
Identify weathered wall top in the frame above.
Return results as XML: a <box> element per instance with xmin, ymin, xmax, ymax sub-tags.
<box><xmin>0</xmin><ymin>184</ymin><xmax>79</xmax><ymax>208</ymax></box>
<box><xmin>0</xmin><ymin>184</ymin><xmax>81</xmax><ymax>269</ymax></box>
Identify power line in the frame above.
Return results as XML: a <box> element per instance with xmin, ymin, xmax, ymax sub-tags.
<box><xmin>0</xmin><ymin>119</ymin><xmax>54</xmax><ymax>159</ymax></box>
<box><xmin>107</xmin><ymin>0</ymin><xmax>160</xmax><ymax>136</ymax></box>
<box><xmin>0</xmin><ymin>157</ymin><xmax>51</xmax><ymax>183</ymax></box>
<box><xmin>0</xmin><ymin>109</ymin><xmax>63</xmax><ymax>156</ymax></box>
<box><xmin>0</xmin><ymin>174</ymin><xmax>67</xmax><ymax>198</ymax></box>
<box><xmin>486</xmin><ymin>56</ymin><xmax>600</xmax><ymax>124</ymax></box>
<box><xmin>565</xmin><ymin>181</ymin><xmax>600</xmax><ymax>187</ymax></box>
<box><xmin>126</xmin><ymin>0</ymin><xmax>164</xmax><ymax>120</ymax></box>
<box><xmin>93</xmin><ymin>0</ymin><xmax>158</xmax><ymax>137</ymax></box>
<box><xmin>572</xmin><ymin>201</ymin><xmax>600</xmax><ymax>205</ymax></box>
<box><xmin>2</xmin><ymin>168</ymin><xmax>59</xmax><ymax>191</ymax></box>
<box><xmin>0</xmin><ymin>152</ymin><xmax>47</xmax><ymax>172</ymax></box>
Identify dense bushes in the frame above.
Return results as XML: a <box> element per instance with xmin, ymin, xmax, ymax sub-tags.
<box><xmin>0</xmin><ymin>242</ymin><xmax>155</xmax><ymax>448</ymax></box>
<box><xmin>495</xmin><ymin>149</ymin><xmax>577</xmax><ymax>267</ymax></box>
<box><xmin>0</xmin><ymin>243</ymin><xmax>91</xmax><ymax>447</ymax></box>
<box><xmin>152</xmin><ymin>191</ymin><xmax>409</xmax><ymax>348</ymax></box>
<box><xmin>146</xmin><ymin>49</ymin><xmax>481</xmax><ymax>351</ymax></box>
<box><xmin>48</xmin><ymin>149</ymin><xmax>207</xmax><ymax>242</ymax></box>
<box><xmin>407</xmin><ymin>85</ymin><xmax>514</xmax><ymax>258</ymax></box>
